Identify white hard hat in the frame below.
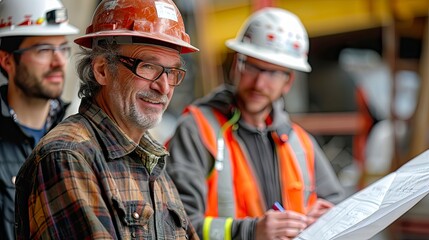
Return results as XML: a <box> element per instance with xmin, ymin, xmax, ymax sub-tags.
<box><xmin>0</xmin><ymin>0</ymin><xmax>78</xmax><ymax>37</ymax></box>
<box><xmin>226</xmin><ymin>7</ymin><xmax>311</xmax><ymax>72</ymax></box>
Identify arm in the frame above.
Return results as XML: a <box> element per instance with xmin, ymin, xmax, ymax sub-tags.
<box><xmin>15</xmin><ymin>150</ymin><xmax>116</xmax><ymax>239</ymax></box>
<box><xmin>313</xmin><ymin>140</ymin><xmax>346</xmax><ymax>204</ymax></box>
<box><xmin>299</xmin><ymin>138</ymin><xmax>345</xmax><ymax>227</ymax></box>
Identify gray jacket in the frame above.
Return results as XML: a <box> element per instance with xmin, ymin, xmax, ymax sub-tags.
<box><xmin>166</xmin><ymin>84</ymin><xmax>345</xmax><ymax>240</ymax></box>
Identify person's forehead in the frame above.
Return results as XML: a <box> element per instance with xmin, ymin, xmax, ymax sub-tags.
<box><xmin>120</xmin><ymin>44</ymin><xmax>179</xmax><ymax>54</ymax></box>
<box><xmin>245</xmin><ymin>56</ymin><xmax>291</xmax><ymax>71</ymax></box>
<box><xmin>120</xmin><ymin>44</ymin><xmax>182</xmax><ymax>63</ymax></box>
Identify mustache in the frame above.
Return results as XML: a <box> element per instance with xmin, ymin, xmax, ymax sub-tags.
<box><xmin>136</xmin><ymin>91</ymin><xmax>168</xmax><ymax>104</ymax></box>
<box><xmin>247</xmin><ymin>89</ymin><xmax>270</xmax><ymax>98</ymax></box>
<box><xmin>43</xmin><ymin>68</ymin><xmax>65</xmax><ymax>77</ymax></box>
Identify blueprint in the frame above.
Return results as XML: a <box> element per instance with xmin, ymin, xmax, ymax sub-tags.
<box><xmin>295</xmin><ymin>150</ymin><xmax>429</xmax><ymax>240</ymax></box>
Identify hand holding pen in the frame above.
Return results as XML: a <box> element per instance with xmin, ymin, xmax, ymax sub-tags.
<box><xmin>272</xmin><ymin>201</ymin><xmax>286</xmax><ymax>212</ymax></box>
<box><xmin>254</xmin><ymin>202</ymin><xmax>308</xmax><ymax>240</ymax></box>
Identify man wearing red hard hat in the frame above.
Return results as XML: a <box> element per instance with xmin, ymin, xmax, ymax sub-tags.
<box><xmin>15</xmin><ymin>0</ymin><xmax>199</xmax><ymax>239</ymax></box>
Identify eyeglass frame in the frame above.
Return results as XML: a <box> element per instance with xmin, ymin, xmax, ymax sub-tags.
<box><xmin>12</xmin><ymin>44</ymin><xmax>72</xmax><ymax>61</ymax></box>
<box><xmin>239</xmin><ymin>59</ymin><xmax>292</xmax><ymax>81</ymax></box>
<box><xmin>117</xmin><ymin>55</ymin><xmax>187</xmax><ymax>86</ymax></box>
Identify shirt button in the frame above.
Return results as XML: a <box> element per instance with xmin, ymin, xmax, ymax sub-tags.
<box><xmin>132</xmin><ymin>212</ymin><xmax>140</xmax><ymax>219</ymax></box>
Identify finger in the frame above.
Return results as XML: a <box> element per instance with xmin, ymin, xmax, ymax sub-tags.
<box><xmin>271</xmin><ymin>219</ymin><xmax>307</xmax><ymax>237</ymax></box>
<box><xmin>277</xmin><ymin>237</ymin><xmax>290</xmax><ymax>240</ymax></box>
<box><xmin>307</xmin><ymin>206</ymin><xmax>331</xmax><ymax>219</ymax></box>
<box><xmin>278</xmin><ymin>210</ymin><xmax>308</xmax><ymax>221</ymax></box>
<box><xmin>283</xmin><ymin>226</ymin><xmax>304</xmax><ymax>238</ymax></box>
<box><xmin>314</xmin><ymin>199</ymin><xmax>334</xmax><ymax>209</ymax></box>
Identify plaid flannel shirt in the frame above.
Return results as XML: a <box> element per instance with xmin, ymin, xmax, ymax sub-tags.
<box><xmin>15</xmin><ymin>98</ymin><xmax>198</xmax><ymax>240</ymax></box>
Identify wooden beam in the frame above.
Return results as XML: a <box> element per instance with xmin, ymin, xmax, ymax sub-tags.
<box><xmin>290</xmin><ymin>112</ymin><xmax>369</xmax><ymax>135</ymax></box>
<box><xmin>409</xmin><ymin>15</ymin><xmax>429</xmax><ymax>159</ymax></box>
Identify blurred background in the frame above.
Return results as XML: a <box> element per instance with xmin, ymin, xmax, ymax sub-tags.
<box><xmin>4</xmin><ymin>0</ymin><xmax>427</xmax><ymax>239</ymax></box>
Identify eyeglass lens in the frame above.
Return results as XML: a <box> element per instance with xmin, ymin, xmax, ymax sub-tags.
<box><xmin>119</xmin><ymin>55</ymin><xmax>186</xmax><ymax>86</ymax></box>
<box><xmin>13</xmin><ymin>44</ymin><xmax>71</xmax><ymax>62</ymax></box>
<box><xmin>243</xmin><ymin>61</ymin><xmax>290</xmax><ymax>80</ymax></box>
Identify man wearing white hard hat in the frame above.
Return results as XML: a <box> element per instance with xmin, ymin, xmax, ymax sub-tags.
<box><xmin>0</xmin><ymin>0</ymin><xmax>78</xmax><ymax>239</ymax></box>
<box><xmin>166</xmin><ymin>8</ymin><xmax>345</xmax><ymax>239</ymax></box>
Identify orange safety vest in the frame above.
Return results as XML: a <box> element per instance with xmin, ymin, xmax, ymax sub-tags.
<box><xmin>185</xmin><ymin>105</ymin><xmax>317</xmax><ymax>239</ymax></box>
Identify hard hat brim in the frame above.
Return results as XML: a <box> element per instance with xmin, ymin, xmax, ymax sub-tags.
<box><xmin>0</xmin><ymin>24</ymin><xmax>79</xmax><ymax>37</ymax></box>
<box><xmin>74</xmin><ymin>30</ymin><xmax>199</xmax><ymax>54</ymax></box>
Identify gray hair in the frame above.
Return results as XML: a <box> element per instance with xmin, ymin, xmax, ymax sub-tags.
<box><xmin>76</xmin><ymin>44</ymin><xmax>120</xmax><ymax>99</ymax></box>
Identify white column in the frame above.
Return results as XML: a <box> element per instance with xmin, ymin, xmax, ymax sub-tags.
<box><xmin>62</xmin><ymin>0</ymin><xmax>98</xmax><ymax>117</ymax></box>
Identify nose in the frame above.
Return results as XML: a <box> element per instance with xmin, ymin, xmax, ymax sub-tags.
<box><xmin>150</xmin><ymin>72</ymin><xmax>171</xmax><ymax>94</ymax></box>
<box><xmin>254</xmin><ymin>71</ymin><xmax>270</xmax><ymax>88</ymax></box>
<box><xmin>51</xmin><ymin>50</ymin><xmax>67</xmax><ymax>66</ymax></box>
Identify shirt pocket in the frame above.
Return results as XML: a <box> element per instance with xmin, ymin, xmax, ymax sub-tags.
<box><xmin>163</xmin><ymin>202</ymin><xmax>190</xmax><ymax>240</ymax></box>
<box><xmin>112</xmin><ymin>195</ymin><xmax>154</xmax><ymax>239</ymax></box>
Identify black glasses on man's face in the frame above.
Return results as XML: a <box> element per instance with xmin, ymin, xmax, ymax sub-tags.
<box><xmin>118</xmin><ymin>55</ymin><xmax>186</xmax><ymax>86</ymax></box>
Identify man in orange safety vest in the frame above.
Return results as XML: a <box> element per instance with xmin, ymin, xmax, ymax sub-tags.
<box><xmin>166</xmin><ymin>7</ymin><xmax>345</xmax><ymax>240</ymax></box>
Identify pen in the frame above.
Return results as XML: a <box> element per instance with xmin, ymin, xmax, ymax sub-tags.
<box><xmin>272</xmin><ymin>201</ymin><xmax>285</xmax><ymax>212</ymax></box>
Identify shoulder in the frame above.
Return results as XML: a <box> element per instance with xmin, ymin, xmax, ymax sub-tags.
<box><xmin>176</xmin><ymin>105</ymin><xmax>205</xmax><ymax>128</ymax></box>
<box><xmin>16</xmin><ymin>114</ymin><xmax>100</xmax><ymax>190</ymax></box>
<box><xmin>44</xmin><ymin>114</ymin><xmax>93</xmax><ymax>145</ymax></box>
<box><xmin>31</xmin><ymin>114</ymin><xmax>101</xmax><ymax>166</ymax></box>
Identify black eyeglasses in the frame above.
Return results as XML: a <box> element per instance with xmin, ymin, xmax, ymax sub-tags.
<box><xmin>13</xmin><ymin>44</ymin><xmax>71</xmax><ymax>63</ymax></box>
<box><xmin>118</xmin><ymin>55</ymin><xmax>186</xmax><ymax>86</ymax></box>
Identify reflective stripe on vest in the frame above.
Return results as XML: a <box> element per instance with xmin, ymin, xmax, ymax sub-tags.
<box><xmin>203</xmin><ymin>217</ymin><xmax>233</xmax><ymax>240</ymax></box>
<box><xmin>185</xmin><ymin>105</ymin><xmax>317</xmax><ymax>239</ymax></box>
<box><xmin>185</xmin><ymin>105</ymin><xmax>236</xmax><ymax>217</ymax></box>
<box><xmin>186</xmin><ymin>106</ymin><xmax>238</xmax><ymax>240</ymax></box>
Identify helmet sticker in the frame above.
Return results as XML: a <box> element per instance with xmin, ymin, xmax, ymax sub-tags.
<box><xmin>0</xmin><ymin>17</ymin><xmax>12</xmax><ymax>28</ymax></box>
<box><xmin>155</xmin><ymin>1</ymin><xmax>178</xmax><ymax>22</ymax></box>
<box><xmin>46</xmin><ymin>9</ymin><xmax>68</xmax><ymax>24</ymax></box>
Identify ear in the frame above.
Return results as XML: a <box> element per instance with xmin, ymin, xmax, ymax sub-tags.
<box><xmin>92</xmin><ymin>56</ymin><xmax>109</xmax><ymax>86</ymax></box>
<box><xmin>229</xmin><ymin>54</ymin><xmax>241</xmax><ymax>84</ymax></box>
<box><xmin>282</xmin><ymin>71</ymin><xmax>296</xmax><ymax>94</ymax></box>
<box><xmin>0</xmin><ymin>51</ymin><xmax>15</xmax><ymax>79</ymax></box>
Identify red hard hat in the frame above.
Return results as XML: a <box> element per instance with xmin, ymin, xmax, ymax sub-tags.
<box><xmin>74</xmin><ymin>0</ymin><xmax>198</xmax><ymax>54</ymax></box>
